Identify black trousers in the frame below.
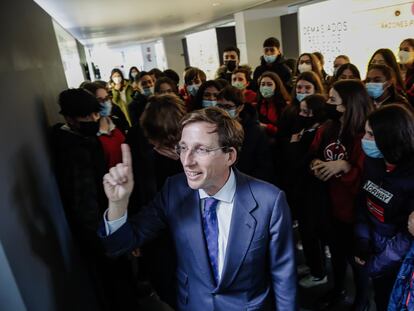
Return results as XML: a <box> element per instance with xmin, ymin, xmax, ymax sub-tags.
<box><xmin>327</xmin><ymin>219</ymin><xmax>370</xmax><ymax>307</ymax></box>
<box><xmin>372</xmin><ymin>269</ymin><xmax>399</xmax><ymax>311</ymax></box>
<box><xmin>297</xmin><ymin>177</ymin><xmax>330</xmax><ymax>278</ymax></box>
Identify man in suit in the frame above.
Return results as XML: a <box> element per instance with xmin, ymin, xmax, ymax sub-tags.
<box><xmin>100</xmin><ymin>107</ymin><xmax>296</xmax><ymax>310</ymax></box>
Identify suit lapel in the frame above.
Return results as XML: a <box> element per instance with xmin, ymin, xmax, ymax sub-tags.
<box><xmin>218</xmin><ymin>172</ymin><xmax>257</xmax><ymax>290</ymax></box>
<box><xmin>180</xmin><ymin>189</ymin><xmax>216</xmax><ymax>285</ymax></box>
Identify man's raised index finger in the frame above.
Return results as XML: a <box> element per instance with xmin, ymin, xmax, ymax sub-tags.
<box><xmin>121</xmin><ymin>144</ymin><xmax>132</xmax><ymax>167</ymax></box>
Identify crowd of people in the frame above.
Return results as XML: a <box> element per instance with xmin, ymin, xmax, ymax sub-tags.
<box><xmin>50</xmin><ymin>36</ymin><xmax>414</xmax><ymax>311</ymax></box>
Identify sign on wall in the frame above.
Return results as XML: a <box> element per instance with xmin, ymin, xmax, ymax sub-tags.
<box><xmin>299</xmin><ymin>0</ymin><xmax>414</xmax><ymax>76</ymax></box>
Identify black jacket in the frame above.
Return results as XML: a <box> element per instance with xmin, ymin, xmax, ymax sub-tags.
<box><xmin>128</xmin><ymin>92</ymin><xmax>149</xmax><ymax>127</ymax></box>
<box><xmin>252</xmin><ymin>55</ymin><xmax>292</xmax><ymax>91</ymax></box>
<box><xmin>236</xmin><ymin>105</ymin><xmax>274</xmax><ymax>183</ymax></box>
<box><xmin>355</xmin><ymin>158</ymin><xmax>414</xmax><ymax>268</ymax></box>
<box><xmin>51</xmin><ymin>124</ymin><xmax>107</xmax><ymax>254</ymax></box>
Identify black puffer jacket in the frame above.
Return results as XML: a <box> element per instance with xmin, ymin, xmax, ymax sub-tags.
<box><xmin>252</xmin><ymin>55</ymin><xmax>292</xmax><ymax>91</ymax></box>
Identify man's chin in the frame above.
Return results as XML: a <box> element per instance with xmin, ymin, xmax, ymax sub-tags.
<box><xmin>186</xmin><ymin>180</ymin><xmax>201</xmax><ymax>190</ymax></box>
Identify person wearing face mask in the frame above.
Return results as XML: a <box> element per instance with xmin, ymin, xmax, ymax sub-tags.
<box><xmin>183</xmin><ymin>67</ymin><xmax>207</xmax><ymax>111</ymax></box>
<box><xmin>215</xmin><ymin>46</ymin><xmax>240</xmax><ymax>83</ymax></box>
<box><xmin>82</xmin><ymin>82</ymin><xmax>129</xmax><ymax>133</ymax></box>
<box><xmin>128</xmin><ymin>71</ymin><xmax>155</xmax><ymax>126</ymax></box>
<box><xmin>354</xmin><ymin>105</ymin><xmax>414</xmax><ymax>311</ymax></box>
<box><xmin>278</xmin><ymin>71</ymin><xmax>325</xmax><ymax>144</ymax></box>
<box><xmin>82</xmin><ymin>82</ymin><xmax>126</xmax><ymax>169</ymax></box>
<box><xmin>294</xmin><ymin>53</ymin><xmax>324</xmax><ymax>84</ymax></box>
<box><xmin>281</xmin><ymin>94</ymin><xmax>329</xmax><ymax>289</ymax></box>
<box><xmin>399</xmin><ymin>38</ymin><xmax>414</xmax><ymax>107</ymax></box>
<box><xmin>365</xmin><ymin>64</ymin><xmax>410</xmax><ymax>110</ymax></box>
<box><xmin>51</xmin><ymin>88</ymin><xmax>140</xmax><ymax>311</ymax></box>
<box><xmin>309</xmin><ymin>80</ymin><xmax>374</xmax><ymax>310</ymax></box>
<box><xmin>256</xmin><ymin>72</ymin><xmax>290</xmax><ymax>139</ymax></box>
<box><xmin>128</xmin><ymin>66</ymin><xmax>140</xmax><ymax>83</ymax></box>
<box><xmin>368</xmin><ymin>49</ymin><xmax>406</xmax><ymax>96</ymax></box>
<box><xmin>109</xmin><ymin>68</ymin><xmax>134</xmax><ymax>126</ymax></box>
<box><xmin>193</xmin><ymin>80</ymin><xmax>223</xmax><ymax>111</ymax></box>
<box><xmin>231</xmin><ymin>67</ymin><xmax>257</xmax><ymax>105</ymax></box>
<box><xmin>216</xmin><ymin>86</ymin><xmax>273</xmax><ymax>182</ymax></box>
<box><xmin>252</xmin><ymin>37</ymin><xmax>292</xmax><ymax>92</ymax></box>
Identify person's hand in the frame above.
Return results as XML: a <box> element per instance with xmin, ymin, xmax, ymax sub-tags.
<box><xmin>290</xmin><ymin>129</ymin><xmax>304</xmax><ymax>143</ymax></box>
<box><xmin>310</xmin><ymin>158</ymin><xmax>323</xmax><ymax>173</ymax></box>
<box><xmin>131</xmin><ymin>248</ymin><xmax>142</xmax><ymax>257</ymax></box>
<box><xmin>259</xmin><ymin>122</ymin><xmax>267</xmax><ymax>129</ymax></box>
<box><xmin>354</xmin><ymin>256</ymin><xmax>366</xmax><ymax>266</ymax></box>
<box><xmin>408</xmin><ymin>211</ymin><xmax>414</xmax><ymax>236</ymax></box>
<box><xmin>154</xmin><ymin>146</ymin><xmax>179</xmax><ymax>160</ymax></box>
<box><xmin>312</xmin><ymin>160</ymin><xmax>350</xmax><ymax>181</ymax></box>
<box><xmin>103</xmin><ymin>144</ymin><xmax>134</xmax><ymax>203</ymax></box>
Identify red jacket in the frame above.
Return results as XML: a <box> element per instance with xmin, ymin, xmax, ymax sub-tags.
<box><xmin>244</xmin><ymin>89</ymin><xmax>257</xmax><ymax>105</ymax></box>
<box><xmin>257</xmin><ymin>97</ymin><xmax>286</xmax><ymax>136</ymax></box>
<box><xmin>310</xmin><ymin>122</ymin><xmax>365</xmax><ymax>223</ymax></box>
<box><xmin>98</xmin><ymin>127</ymin><xmax>125</xmax><ymax>169</ymax></box>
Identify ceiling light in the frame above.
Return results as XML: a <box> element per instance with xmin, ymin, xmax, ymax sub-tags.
<box><xmin>212</xmin><ymin>2</ymin><xmax>221</xmax><ymax>6</ymax></box>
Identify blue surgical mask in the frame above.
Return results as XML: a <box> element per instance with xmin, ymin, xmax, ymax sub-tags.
<box><xmin>260</xmin><ymin>86</ymin><xmax>274</xmax><ymax>98</ymax></box>
<box><xmin>226</xmin><ymin>108</ymin><xmax>237</xmax><ymax>118</ymax></box>
<box><xmin>100</xmin><ymin>100</ymin><xmax>112</xmax><ymax>117</ymax></box>
<box><xmin>264</xmin><ymin>55</ymin><xmax>277</xmax><ymax>63</ymax></box>
<box><xmin>202</xmin><ymin>100</ymin><xmax>217</xmax><ymax>108</ymax></box>
<box><xmin>296</xmin><ymin>93</ymin><xmax>308</xmax><ymax>102</ymax></box>
<box><xmin>187</xmin><ymin>84</ymin><xmax>200</xmax><ymax>97</ymax></box>
<box><xmin>361</xmin><ymin>138</ymin><xmax>383</xmax><ymax>158</ymax></box>
<box><xmin>365</xmin><ymin>83</ymin><xmax>384</xmax><ymax>99</ymax></box>
<box><xmin>142</xmin><ymin>86</ymin><xmax>154</xmax><ymax>97</ymax></box>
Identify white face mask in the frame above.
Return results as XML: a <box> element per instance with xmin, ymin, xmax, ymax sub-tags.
<box><xmin>298</xmin><ymin>63</ymin><xmax>312</xmax><ymax>73</ymax></box>
<box><xmin>112</xmin><ymin>77</ymin><xmax>122</xmax><ymax>84</ymax></box>
<box><xmin>398</xmin><ymin>50</ymin><xmax>414</xmax><ymax>65</ymax></box>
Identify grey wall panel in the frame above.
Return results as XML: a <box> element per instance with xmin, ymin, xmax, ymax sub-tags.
<box><xmin>0</xmin><ymin>0</ymin><xmax>99</xmax><ymax>310</ymax></box>
<box><xmin>281</xmin><ymin>13</ymin><xmax>299</xmax><ymax>60</ymax></box>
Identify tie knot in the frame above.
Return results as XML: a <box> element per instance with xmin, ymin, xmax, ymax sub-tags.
<box><xmin>204</xmin><ymin>197</ymin><xmax>219</xmax><ymax>212</ymax></box>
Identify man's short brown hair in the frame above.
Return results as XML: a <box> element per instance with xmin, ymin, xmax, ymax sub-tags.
<box><xmin>140</xmin><ymin>95</ymin><xmax>187</xmax><ymax>148</ymax></box>
<box><xmin>180</xmin><ymin>107</ymin><xmax>244</xmax><ymax>153</ymax></box>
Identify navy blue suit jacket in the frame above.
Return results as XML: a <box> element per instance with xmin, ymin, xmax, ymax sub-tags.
<box><xmin>100</xmin><ymin>170</ymin><xmax>297</xmax><ymax>310</ymax></box>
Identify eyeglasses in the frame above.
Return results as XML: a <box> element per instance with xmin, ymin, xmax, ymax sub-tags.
<box><xmin>175</xmin><ymin>145</ymin><xmax>226</xmax><ymax>157</ymax></box>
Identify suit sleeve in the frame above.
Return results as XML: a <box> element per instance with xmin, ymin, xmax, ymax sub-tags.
<box><xmin>98</xmin><ymin>177</ymin><xmax>171</xmax><ymax>257</ymax></box>
<box><xmin>269</xmin><ymin>191</ymin><xmax>297</xmax><ymax>310</ymax></box>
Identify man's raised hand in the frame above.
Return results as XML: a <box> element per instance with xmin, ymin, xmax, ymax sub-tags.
<box><xmin>103</xmin><ymin>144</ymin><xmax>134</xmax><ymax>204</ymax></box>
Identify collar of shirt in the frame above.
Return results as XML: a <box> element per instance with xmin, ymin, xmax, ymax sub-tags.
<box><xmin>198</xmin><ymin>169</ymin><xmax>236</xmax><ymax>203</ymax></box>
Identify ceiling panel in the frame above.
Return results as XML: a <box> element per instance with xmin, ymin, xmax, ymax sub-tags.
<box><xmin>33</xmin><ymin>0</ymin><xmax>303</xmax><ymax>46</ymax></box>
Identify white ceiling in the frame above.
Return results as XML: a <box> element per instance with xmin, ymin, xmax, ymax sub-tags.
<box><xmin>34</xmin><ymin>0</ymin><xmax>303</xmax><ymax>47</ymax></box>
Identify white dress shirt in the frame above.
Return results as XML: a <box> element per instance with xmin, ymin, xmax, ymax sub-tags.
<box><xmin>104</xmin><ymin>169</ymin><xmax>237</xmax><ymax>280</ymax></box>
<box><xmin>198</xmin><ymin>169</ymin><xmax>236</xmax><ymax>279</ymax></box>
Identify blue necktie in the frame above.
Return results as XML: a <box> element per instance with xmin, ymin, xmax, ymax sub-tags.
<box><xmin>202</xmin><ymin>197</ymin><xmax>220</xmax><ymax>284</ymax></box>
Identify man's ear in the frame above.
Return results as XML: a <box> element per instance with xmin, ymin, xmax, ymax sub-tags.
<box><xmin>227</xmin><ymin>147</ymin><xmax>237</xmax><ymax>166</ymax></box>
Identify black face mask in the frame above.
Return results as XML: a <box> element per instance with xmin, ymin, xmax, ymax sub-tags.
<box><xmin>325</xmin><ymin>103</ymin><xmax>343</xmax><ymax>121</ymax></box>
<box><xmin>297</xmin><ymin>115</ymin><xmax>317</xmax><ymax>130</ymax></box>
<box><xmin>78</xmin><ymin>121</ymin><xmax>100</xmax><ymax>137</ymax></box>
<box><xmin>224</xmin><ymin>60</ymin><xmax>237</xmax><ymax>72</ymax></box>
